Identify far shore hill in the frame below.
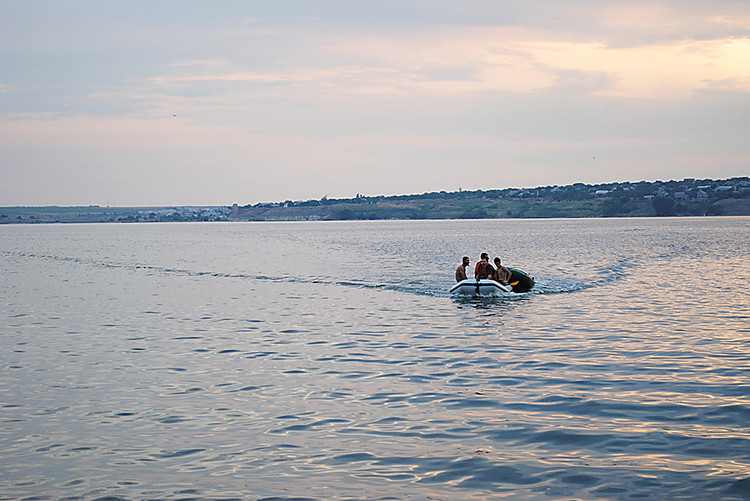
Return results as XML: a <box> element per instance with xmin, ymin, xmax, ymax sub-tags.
<box><xmin>3</xmin><ymin>177</ymin><xmax>750</xmax><ymax>224</ymax></box>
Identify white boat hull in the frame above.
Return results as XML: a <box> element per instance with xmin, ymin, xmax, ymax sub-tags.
<box><xmin>450</xmin><ymin>279</ymin><xmax>511</xmax><ymax>295</ymax></box>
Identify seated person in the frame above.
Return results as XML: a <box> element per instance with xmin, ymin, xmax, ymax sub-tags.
<box><xmin>494</xmin><ymin>257</ymin><xmax>512</xmax><ymax>285</ymax></box>
<box><xmin>485</xmin><ymin>264</ymin><xmax>498</xmax><ymax>281</ymax></box>
<box><xmin>455</xmin><ymin>256</ymin><xmax>470</xmax><ymax>282</ymax></box>
<box><xmin>474</xmin><ymin>252</ymin><xmax>491</xmax><ymax>279</ymax></box>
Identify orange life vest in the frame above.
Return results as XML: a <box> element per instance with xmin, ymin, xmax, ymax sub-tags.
<box><xmin>475</xmin><ymin>261</ymin><xmax>490</xmax><ymax>279</ymax></box>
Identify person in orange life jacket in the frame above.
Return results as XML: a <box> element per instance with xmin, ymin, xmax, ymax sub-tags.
<box><xmin>494</xmin><ymin>257</ymin><xmax>512</xmax><ymax>285</ymax></box>
<box><xmin>474</xmin><ymin>253</ymin><xmax>496</xmax><ymax>280</ymax></box>
<box><xmin>455</xmin><ymin>256</ymin><xmax>470</xmax><ymax>282</ymax></box>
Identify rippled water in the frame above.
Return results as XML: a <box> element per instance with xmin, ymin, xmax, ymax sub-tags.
<box><xmin>1</xmin><ymin>218</ymin><xmax>749</xmax><ymax>500</ymax></box>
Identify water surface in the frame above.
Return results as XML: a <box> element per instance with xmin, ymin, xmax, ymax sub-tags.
<box><xmin>1</xmin><ymin>218</ymin><xmax>749</xmax><ymax>500</ymax></box>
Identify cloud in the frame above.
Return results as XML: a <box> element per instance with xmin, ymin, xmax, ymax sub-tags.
<box><xmin>1</xmin><ymin>1</ymin><xmax>750</xmax><ymax>205</ymax></box>
<box><xmin>142</xmin><ymin>21</ymin><xmax>750</xmax><ymax>104</ymax></box>
<box><xmin>531</xmin><ymin>37</ymin><xmax>750</xmax><ymax>99</ymax></box>
<box><xmin>0</xmin><ymin>114</ymin><xmax>230</xmax><ymax>149</ymax></box>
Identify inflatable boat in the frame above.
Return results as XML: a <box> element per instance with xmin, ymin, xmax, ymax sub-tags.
<box><xmin>450</xmin><ymin>268</ymin><xmax>535</xmax><ymax>295</ymax></box>
<box><xmin>450</xmin><ymin>279</ymin><xmax>511</xmax><ymax>295</ymax></box>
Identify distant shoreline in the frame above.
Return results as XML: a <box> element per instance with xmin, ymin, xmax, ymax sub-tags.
<box><xmin>2</xmin><ymin>177</ymin><xmax>749</xmax><ymax>224</ymax></box>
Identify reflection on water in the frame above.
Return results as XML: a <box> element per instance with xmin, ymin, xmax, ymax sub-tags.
<box><xmin>1</xmin><ymin>218</ymin><xmax>749</xmax><ymax>500</ymax></box>
<box><xmin>453</xmin><ymin>295</ymin><xmax>529</xmax><ymax>318</ymax></box>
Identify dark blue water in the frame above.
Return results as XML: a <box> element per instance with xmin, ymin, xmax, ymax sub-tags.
<box><xmin>1</xmin><ymin>218</ymin><xmax>749</xmax><ymax>500</ymax></box>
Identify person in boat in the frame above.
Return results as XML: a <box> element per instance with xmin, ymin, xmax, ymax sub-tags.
<box><xmin>485</xmin><ymin>263</ymin><xmax>499</xmax><ymax>281</ymax></box>
<box><xmin>474</xmin><ymin>253</ymin><xmax>494</xmax><ymax>279</ymax></box>
<box><xmin>455</xmin><ymin>256</ymin><xmax>470</xmax><ymax>282</ymax></box>
<box><xmin>493</xmin><ymin>257</ymin><xmax>512</xmax><ymax>285</ymax></box>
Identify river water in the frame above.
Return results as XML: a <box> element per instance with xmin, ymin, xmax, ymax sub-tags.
<box><xmin>1</xmin><ymin>217</ymin><xmax>749</xmax><ymax>500</ymax></box>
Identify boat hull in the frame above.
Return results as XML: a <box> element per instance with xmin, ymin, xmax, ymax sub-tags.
<box><xmin>450</xmin><ymin>279</ymin><xmax>511</xmax><ymax>295</ymax></box>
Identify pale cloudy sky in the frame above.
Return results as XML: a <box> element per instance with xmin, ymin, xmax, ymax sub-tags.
<box><xmin>1</xmin><ymin>1</ymin><xmax>749</xmax><ymax>206</ymax></box>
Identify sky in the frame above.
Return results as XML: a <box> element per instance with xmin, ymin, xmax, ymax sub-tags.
<box><xmin>1</xmin><ymin>1</ymin><xmax>749</xmax><ymax>206</ymax></box>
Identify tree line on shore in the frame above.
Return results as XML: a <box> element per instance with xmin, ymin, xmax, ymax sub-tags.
<box><xmin>3</xmin><ymin>177</ymin><xmax>749</xmax><ymax>224</ymax></box>
<box><xmin>233</xmin><ymin>177</ymin><xmax>750</xmax><ymax>221</ymax></box>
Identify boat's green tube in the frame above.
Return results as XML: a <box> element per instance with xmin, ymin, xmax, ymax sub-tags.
<box><xmin>508</xmin><ymin>268</ymin><xmax>535</xmax><ymax>293</ymax></box>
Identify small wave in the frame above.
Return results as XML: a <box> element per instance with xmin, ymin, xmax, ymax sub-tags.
<box><xmin>531</xmin><ymin>276</ymin><xmax>586</xmax><ymax>295</ymax></box>
<box><xmin>7</xmin><ymin>250</ymin><xmax>289</xmax><ymax>282</ymax></box>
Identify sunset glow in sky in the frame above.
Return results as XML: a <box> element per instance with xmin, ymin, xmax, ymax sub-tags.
<box><xmin>1</xmin><ymin>1</ymin><xmax>749</xmax><ymax>206</ymax></box>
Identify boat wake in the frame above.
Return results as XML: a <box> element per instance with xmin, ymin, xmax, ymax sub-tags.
<box><xmin>6</xmin><ymin>251</ymin><xmax>585</xmax><ymax>299</ymax></box>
